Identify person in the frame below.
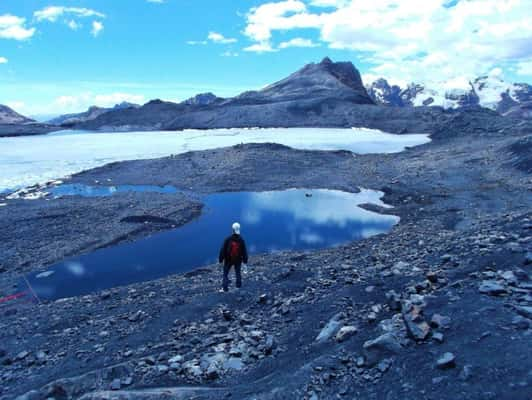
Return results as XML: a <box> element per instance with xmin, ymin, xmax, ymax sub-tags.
<box><xmin>219</xmin><ymin>222</ymin><xmax>248</xmax><ymax>292</ymax></box>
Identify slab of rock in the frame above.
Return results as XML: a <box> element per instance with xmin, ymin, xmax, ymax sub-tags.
<box><xmin>402</xmin><ymin>303</ymin><xmax>431</xmax><ymax>341</ymax></box>
<box><xmin>316</xmin><ymin>313</ymin><xmax>344</xmax><ymax>342</ymax></box>
<box><xmin>436</xmin><ymin>352</ymin><xmax>456</xmax><ymax>369</ymax></box>
<box><xmin>514</xmin><ymin>305</ymin><xmax>532</xmax><ymax>319</ymax></box>
<box><xmin>479</xmin><ymin>281</ymin><xmax>507</xmax><ymax>296</ymax></box>
<box><xmin>335</xmin><ymin>326</ymin><xmax>358</xmax><ymax>342</ymax></box>
<box><xmin>431</xmin><ymin>314</ymin><xmax>451</xmax><ymax>329</ymax></box>
<box><xmin>432</xmin><ymin>332</ymin><xmax>444</xmax><ymax>343</ymax></box>
<box><xmin>363</xmin><ymin>333</ymin><xmax>402</xmax><ymax>366</ymax></box>
<box><xmin>500</xmin><ymin>271</ymin><xmax>518</xmax><ymax>286</ymax></box>
<box><xmin>110</xmin><ymin>379</ymin><xmax>121</xmax><ymax>390</ymax></box>
<box><xmin>385</xmin><ymin>290</ymin><xmax>401</xmax><ymax>311</ymax></box>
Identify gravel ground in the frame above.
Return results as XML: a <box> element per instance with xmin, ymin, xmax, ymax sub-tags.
<box><xmin>0</xmin><ymin>128</ymin><xmax>531</xmax><ymax>399</ymax></box>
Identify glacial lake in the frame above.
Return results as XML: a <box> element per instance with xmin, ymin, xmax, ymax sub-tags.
<box><xmin>25</xmin><ymin>188</ymin><xmax>399</xmax><ymax>300</ymax></box>
<box><xmin>0</xmin><ymin>128</ymin><xmax>430</xmax><ymax>193</ymax></box>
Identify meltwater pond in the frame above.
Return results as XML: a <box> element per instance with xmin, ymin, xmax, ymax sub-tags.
<box><xmin>26</xmin><ymin>188</ymin><xmax>399</xmax><ymax>300</ymax></box>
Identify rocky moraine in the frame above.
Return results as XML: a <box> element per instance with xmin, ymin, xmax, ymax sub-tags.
<box><xmin>0</xmin><ymin>58</ymin><xmax>531</xmax><ymax>400</ymax></box>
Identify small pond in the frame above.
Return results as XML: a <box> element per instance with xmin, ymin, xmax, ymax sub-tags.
<box><xmin>25</xmin><ymin>188</ymin><xmax>399</xmax><ymax>300</ymax></box>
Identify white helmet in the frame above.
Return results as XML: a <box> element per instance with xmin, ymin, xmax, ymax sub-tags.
<box><xmin>232</xmin><ymin>222</ymin><xmax>241</xmax><ymax>234</ymax></box>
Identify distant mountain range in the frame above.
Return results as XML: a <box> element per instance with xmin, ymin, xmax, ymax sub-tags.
<box><xmin>47</xmin><ymin>102</ymin><xmax>140</xmax><ymax>126</ymax></box>
<box><xmin>1</xmin><ymin>57</ymin><xmax>531</xmax><ymax>137</ymax></box>
<box><xmin>366</xmin><ymin>76</ymin><xmax>532</xmax><ymax>117</ymax></box>
<box><xmin>0</xmin><ymin>104</ymin><xmax>34</xmax><ymax>124</ymax></box>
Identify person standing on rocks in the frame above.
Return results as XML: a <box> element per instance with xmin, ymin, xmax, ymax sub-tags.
<box><xmin>219</xmin><ymin>222</ymin><xmax>248</xmax><ymax>292</ymax></box>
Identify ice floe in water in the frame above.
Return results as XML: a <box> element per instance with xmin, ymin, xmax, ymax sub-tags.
<box><xmin>0</xmin><ymin>128</ymin><xmax>430</xmax><ymax>193</ymax></box>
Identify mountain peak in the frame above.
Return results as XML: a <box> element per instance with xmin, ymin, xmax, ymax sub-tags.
<box><xmin>249</xmin><ymin>57</ymin><xmax>374</xmax><ymax>105</ymax></box>
<box><xmin>0</xmin><ymin>104</ymin><xmax>34</xmax><ymax>124</ymax></box>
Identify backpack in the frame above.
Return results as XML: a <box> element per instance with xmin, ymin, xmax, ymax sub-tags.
<box><xmin>228</xmin><ymin>239</ymin><xmax>241</xmax><ymax>263</ymax></box>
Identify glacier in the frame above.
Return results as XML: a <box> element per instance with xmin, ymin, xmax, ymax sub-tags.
<box><xmin>0</xmin><ymin>128</ymin><xmax>430</xmax><ymax>193</ymax></box>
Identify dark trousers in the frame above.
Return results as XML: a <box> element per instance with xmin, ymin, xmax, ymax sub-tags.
<box><xmin>223</xmin><ymin>264</ymin><xmax>242</xmax><ymax>291</ymax></box>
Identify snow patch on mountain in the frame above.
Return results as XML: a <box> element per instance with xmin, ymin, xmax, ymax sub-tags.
<box><xmin>366</xmin><ymin>74</ymin><xmax>532</xmax><ymax>116</ymax></box>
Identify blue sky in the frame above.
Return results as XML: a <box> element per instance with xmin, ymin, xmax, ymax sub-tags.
<box><xmin>1</xmin><ymin>0</ymin><xmax>531</xmax><ymax>117</ymax></box>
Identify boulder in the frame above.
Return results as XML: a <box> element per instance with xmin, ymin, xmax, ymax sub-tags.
<box><xmin>363</xmin><ymin>333</ymin><xmax>402</xmax><ymax>366</ymax></box>
<box><xmin>402</xmin><ymin>302</ymin><xmax>431</xmax><ymax>341</ymax></box>
<box><xmin>316</xmin><ymin>313</ymin><xmax>344</xmax><ymax>342</ymax></box>
<box><xmin>430</xmin><ymin>314</ymin><xmax>451</xmax><ymax>329</ymax></box>
<box><xmin>479</xmin><ymin>281</ymin><xmax>507</xmax><ymax>296</ymax></box>
<box><xmin>335</xmin><ymin>326</ymin><xmax>358</xmax><ymax>342</ymax></box>
<box><xmin>385</xmin><ymin>290</ymin><xmax>401</xmax><ymax>311</ymax></box>
<box><xmin>436</xmin><ymin>352</ymin><xmax>456</xmax><ymax>369</ymax></box>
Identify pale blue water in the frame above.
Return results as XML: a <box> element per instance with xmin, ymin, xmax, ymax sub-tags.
<box><xmin>26</xmin><ymin>188</ymin><xmax>399</xmax><ymax>300</ymax></box>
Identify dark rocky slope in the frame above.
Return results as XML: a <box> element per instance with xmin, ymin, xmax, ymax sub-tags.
<box><xmin>0</xmin><ymin>105</ymin><xmax>33</xmax><ymax>124</ymax></box>
<box><xmin>74</xmin><ymin>58</ymin><xmax>452</xmax><ymax>134</ymax></box>
<box><xmin>0</xmin><ymin>121</ymin><xmax>531</xmax><ymax>399</ymax></box>
<box><xmin>0</xmin><ymin>105</ymin><xmax>60</xmax><ymax>137</ymax></box>
<box><xmin>48</xmin><ymin>102</ymin><xmax>140</xmax><ymax>126</ymax></box>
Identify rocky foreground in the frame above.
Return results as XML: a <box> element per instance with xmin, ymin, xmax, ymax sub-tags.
<box><xmin>0</xmin><ymin>126</ymin><xmax>531</xmax><ymax>399</ymax></box>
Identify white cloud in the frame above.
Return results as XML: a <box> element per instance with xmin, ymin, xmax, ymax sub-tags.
<box><xmin>244</xmin><ymin>41</ymin><xmax>278</xmax><ymax>53</ymax></box>
<box><xmin>279</xmin><ymin>37</ymin><xmax>320</xmax><ymax>48</ymax></box>
<box><xmin>187</xmin><ymin>40</ymin><xmax>207</xmax><ymax>45</ymax></box>
<box><xmin>93</xmin><ymin>93</ymin><xmax>145</xmax><ymax>107</ymax></box>
<box><xmin>0</xmin><ymin>14</ymin><xmax>35</xmax><ymax>40</ymax></box>
<box><xmin>0</xmin><ymin>56</ymin><xmax>8</xmax><ymax>64</ymax></box>
<box><xmin>243</xmin><ymin>0</ymin><xmax>532</xmax><ymax>83</ymax></box>
<box><xmin>221</xmin><ymin>51</ymin><xmax>239</xmax><ymax>57</ymax></box>
<box><xmin>516</xmin><ymin>60</ymin><xmax>532</xmax><ymax>77</ymax></box>
<box><xmin>147</xmin><ymin>0</ymin><xmax>165</xmax><ymax>3</ymax></box>
<box><xmin>245</xmin><ymin>1</ymin><xmax>321</xmax><ymax>42</ymax></box>
<box><xmin>67</xmin><ymin>20</ymin><xmax>81</xmax><ymax>30</ymax></box>
<box><xmin>91</xmin><ymin>21</ymin><xmax>104</xmax><ymax>37</ymax></box>
<box><xmin>34</xmin><ymin>7</ymin><xmax>105</xmax><ymax>22</ymax></box>
<box><xmin>53</xmin><ymin>92</ymin><xmax>146</xmax><ymax>113</ymax></box>
<box><xmin>189</xmin><ymin>32</ymin><xmax>238</xmax><ymax>45</ymax></box>
<box><xmin>208</xmin><ymin>31</ymin><xmax>237</xmax><ymax>44</ymax></box>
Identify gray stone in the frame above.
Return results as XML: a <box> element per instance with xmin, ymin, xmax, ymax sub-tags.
<box><xmin>431</xmin><ymin>314</ymin><xmax>451</xmax><ymax>329</ymax></box>
<box><xmin>15</xmin><ymin>351</ymin><xmax>29</xmax><ymax>361</ymax></box>
<box><xmin>335</xmin><ymin>326</ymin><xmax>358</xmax><ymax>342</ymax></box>
<box><xmin>264</xmin><ymin>335</ymin><xmax>275</xmax><ymax>354</ymax></box>
<box><xmin>363</xmin><ymin>333</ymin><xmax>402</xmax><ymax>366</ymax></box>
<box><xmin>500</xmin><ymin>271</ymin><xmax>518</xmax><ymax>286</ymax></box>
<box><xmin>205</xmin><ymin>364</ymin><xmax>219</xmax><ymax>380</ymax></box>
<box><xmin>156</xmin><ymin>364</ymin><xmax>169</xmax><ymax>373</ymax></box>
<box><xmin>377</xmin><ymin>358</ymin><xmax>392</xmax><ymax>373</ymax></box>
<box><xmin>402</xmin><ymin>303</ymin><xmax>431</xmax><ymax>341</ymax></box>
<box><xmin>515</xmin><ymin>305</ymin><xmax>532</xmax><ymax>319</ymax></box>
<box><xmin>168</xmin><ymin>355</ymin><xmax>183</xmax><ymax>363</ymax></box>
<box><xmin>436</xmin><ymin>352</ymin><xmax>456</xmax><ymax>369</ymax></box>
<box><xmin>459</xmin><ymin>364</ymin><xmax>473</xmax><ymax>381</ymax></box>
<box><xmin>110</xmin><ymin>379</ymin><xmax>121</xmax><ymax>390</ymax></box>
<box><xmin>479</xmin><ymin>281</ymin><xmax>507</xmax><ymax>296</ymax></box>
<box><xmin>224</xmin><ymin>357</ymin><xmax>244</xmax><ymax>370</ymax></box>
<box><xmin>385</xmin><ymin>290</ymin><xmax>401</xmax><ymax>311</ymax></box>
<box><xmin>316</xmin><ymin>313</ymin><xmax>344</xmax><ymax>342</ymax></box>
<box><xmin>432</xmin><ymin>332</ymin><xmax>444</xmax><ymax>343</ymax></box>
<box><xmin>121</xmin><ymin>376</ymin><xmax>133</xmax><ymax>386</ymax></box>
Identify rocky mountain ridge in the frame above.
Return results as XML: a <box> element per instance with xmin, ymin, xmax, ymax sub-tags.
<box><xmin>48</xmin><ymin>102</ymin><xmax>140</xmax><ymax>126</ymax></box>
<box><xmin>0</xmin><ymin>105</ymin><xmax>34</xmax><ymax>124</ymax></box>
<box><xmin>366</xmin><ymin>75</ymin><xmax>532</xmax><ymax>117</ymax></box>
